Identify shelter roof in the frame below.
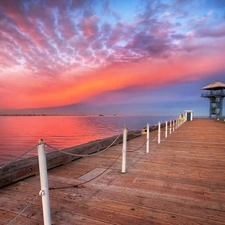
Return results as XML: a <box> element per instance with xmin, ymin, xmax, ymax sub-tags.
<box><xmin>202</xmin><ymin>81</ymin><xmax>225</xmax><ymax>90</ymax></box>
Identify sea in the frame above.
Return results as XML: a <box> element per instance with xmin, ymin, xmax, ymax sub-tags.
<box><xmin>0</xmin><ymin>115</ymin><xmax>175</xmax><ymax>165</ymax></box>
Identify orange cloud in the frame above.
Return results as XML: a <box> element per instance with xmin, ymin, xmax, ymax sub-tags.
<box><xmin>1</xmin><ymin>49</ymin><xmax>224</xmax><ymax>110</ymax></box>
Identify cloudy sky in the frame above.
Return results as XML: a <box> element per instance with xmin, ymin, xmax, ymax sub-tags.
<box><xmin>0</xmin><ymin>0</ymin><xmax>225</xmax><ymax>116</ymax></box>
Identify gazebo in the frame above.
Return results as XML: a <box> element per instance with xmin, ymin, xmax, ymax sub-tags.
<box><xmin>201</xmin><ymin>81</ymin><xmax>225</xmax><ymax>118</ymax></box>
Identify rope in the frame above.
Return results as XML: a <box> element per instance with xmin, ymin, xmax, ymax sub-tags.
<box><xmin>45</xmin><ymin>133</ymin><xmax>122</xmax><ymax>157</ymax></box>
<box><xmin>126</xmin><ymin>128</ymin><xmax>141</xmax><ymax>137</ymax></box>
<box><xmin>49</xmin><ymin>153</ymin><xmax>122</xmax><ymax>190</ymax></box>
<box><xmin>49</xmin><ymin>130</ymin><xmax>141</xmax><ymax>190</ymax></box>
<box><xmin>127</xmin><ymin>139</ymin><xmax>147</xmax><ymax>152</ymax></box>
<box><xmin>7</xmin><ymin>194</ymin><xmax>40</xmax><ymax>225</ymax></box>
<box><xmin>150</xmin><ymin>134</ymin><xmax>158</xmax><ymax>142</ymax></box>
<box><xmin>0</xmin><ymin>144</ymin><xmax>38</xmax><ymax>170</ymax></box>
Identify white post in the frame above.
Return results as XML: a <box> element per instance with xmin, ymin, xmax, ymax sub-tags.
<box><xmin>38</xmin><ymin>139</ymin><xmax>51</xmax><ymax>225</ymax></box>
<box><xmin>121</xmin><ymin>126</ymin><xmax>127</xmax><ymax>173</ymax></box>
<box><xmin>146</xmin><ymin>123</ymin><xmax>150</xmax><ymax>153</ymax></box>
<box><xmin>172</xmin><ymin>120</ymin><xmax>175</xmax><ymax>132</ymax></box>
<box><xmin>158</xmin><ymin>122</ymin><xmax>161</xmax><ymax>144</ymax></box>
<box><xmin>169</xmin><ymin>120</ymin><xmax>172</xmax><ymax>134</ymax></box>
<box><xmin>165</xmin><ymin>121</ymin><xmax>168</xmax><ymax>138</ymax></box>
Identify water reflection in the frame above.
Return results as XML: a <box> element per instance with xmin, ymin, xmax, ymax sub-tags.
<box><xmin>0</xmin><ymin>115</ymin><xmax>172</xmax><ymax>164</ymax></box>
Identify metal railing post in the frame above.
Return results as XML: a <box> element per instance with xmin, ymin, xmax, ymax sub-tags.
<box><xmin>38</xmin><ymin>139</ymin><xmax>51</xmax><ymax>225</ymax></box>
<box><xmin>158</xmin><ymin>122</ymin><xmax>161</xmax><ymax>144</ymax></box>
<box><xmin>165</xmin><ymin>121</ymin><xmax>168</xmax><ymax>138</ymax></box>
<box><xmin>146</xmin><ymin>123</ymin><xmax>150</xmax><ymax>153</ymax></box>
<box><xmin>121</xmin><ymin>126</ymin><xmax>127</xmax><ymax>173</ymax></box>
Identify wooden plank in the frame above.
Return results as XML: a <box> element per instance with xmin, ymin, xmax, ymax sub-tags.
<box><xmin>0</xmin><ymin>131</ymin><xmax>141</xmax><ymax>188</ymax></box>
<box><xmin>1</xmin><ymin>119</ymin><xmax>225</xmax><ymax>224</ymax></box>
<box><xmin>0</xmin><ymin>196</ymin><xmax>43</xmax><ymax>225</ymax></box>
<box><xmin>46</xmin><ymin>190</ymin><xmax>216</xmax><ymax>225</ymax></box>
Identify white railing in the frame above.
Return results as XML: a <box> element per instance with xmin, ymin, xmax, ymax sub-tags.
<box><xmin>2</xmin><ymin>113</ymin><xmax>187</xmax><ymax>225</ymax></box>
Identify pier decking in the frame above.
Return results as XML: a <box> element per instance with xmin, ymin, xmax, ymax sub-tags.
<box><xmin>1</xmin><ymin>119</ymin><xmax>225</xmax><ymax>224</ymax></box>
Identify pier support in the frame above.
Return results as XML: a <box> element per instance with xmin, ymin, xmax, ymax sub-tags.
<box><xmin>158</xmin><ymin>122</ymin><xmax>161</xmax><ymax>144</ymax></box>
<box><xmin>146</xmin><ymin>123</ymin><xmax>150</xmax><ymax>153</ymax></box>
<box><xmin>165</xmin><ymin>121</ymin><xmax>168</xmax><ymax>138</ymax></box>
<box><xmin>121</xmin><ymin>126</ymin><xmax>127</xmax><ymax>173</ymax></box>
<box><xmin>38</xmin><ymin>139</ymin><xmax>51</xmax><ymax>225</ymax></box>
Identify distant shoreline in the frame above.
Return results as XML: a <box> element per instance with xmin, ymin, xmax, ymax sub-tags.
<box><xmin>0</xmin><ymin>114</ymin><xmax>47</xmax><ymax>116</ymax></box>
<box><xmin>0</xmin><ymin>114</ymin><xmax>116</xmax><ymax>117</ymax></box>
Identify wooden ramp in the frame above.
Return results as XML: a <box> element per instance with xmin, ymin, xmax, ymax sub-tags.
<box><xmin>1</xmin><ymin>119</ymin><xmax>225</xmax><ymax>225</ymax></box>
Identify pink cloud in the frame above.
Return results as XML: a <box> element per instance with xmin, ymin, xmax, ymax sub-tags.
<box><xmin>0</xmin><ymin>0</ymin><xmax>225</xmax><ymax>113</ymax></box>
<box><xmin>1</xmin><ymin>47</ymin><xmax>225</xmax><ymax>110</ymax></box>
<box><xmin>79</xmin><ymin>15</ymin><xmax>99</xmax><ymax>38</ymax></box>
<box><xmin>197</xmin><ymin>22</ymin><xmax>225</xmax><ymax>38</ymax></box>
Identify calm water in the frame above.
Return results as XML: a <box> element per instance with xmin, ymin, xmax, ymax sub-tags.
<box><xmin>0</xmin><ymin>115</ymin><xmax>174</xmax><ymax>165</ymax></box>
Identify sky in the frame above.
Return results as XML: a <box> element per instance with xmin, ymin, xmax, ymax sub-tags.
<box><xmin>0</xmin><ymin>0</ymin><xmax>225</xmax><ymax>116</ymax></box>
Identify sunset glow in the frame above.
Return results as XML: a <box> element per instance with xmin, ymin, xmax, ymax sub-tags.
<box><xmin>0</xmin><ymin>0</ymin><xmax>225</xmax><ymax>115</ymax></box>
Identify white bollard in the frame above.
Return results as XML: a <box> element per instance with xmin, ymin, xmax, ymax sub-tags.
<box><xmin>158</xmin><ymin>122</ymin><xmax>161</xmax><ymax>144</ymax></box>
<box><xmin>38</xmin><ymin>139</ymin><xmax>51</xmax><ymax>225</ymax></box>
<box><xmin>172</xmin><ymin>120</ymin><xmax>175</xmax><ymax>132</ymax></box>
<box><xmin>121</xmin><ymin>126</ymin><xmax>127</xmax><ymax>173</ymax></box>
<box><xmin>169</xmin><ymin>120</ymin><xmax>172</xmax><ymax>134</ymax></box>
<box><xmin>146</xmin><ymin>123</ymin><xmax>150</xmax><ymax>153</ymax></box>
<box><xmin>165</xmin><ymin>121</ymin><xmax>168</xmax><ymax>138</ymax></box>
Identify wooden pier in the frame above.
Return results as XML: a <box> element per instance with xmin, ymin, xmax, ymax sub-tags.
<box><xmin>0</xmin><ymin>119</ymin><xmax>225</xmax><ymax>224</ymax></box>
